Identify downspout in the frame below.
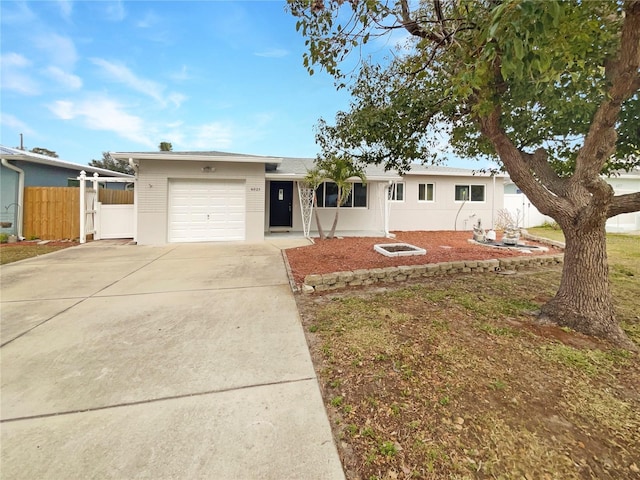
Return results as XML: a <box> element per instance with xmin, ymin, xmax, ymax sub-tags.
<box><xmin>491</xmin><ymin>175</ymin><xmax>496</xmax><ymax>229</ymax></box>
<box><xmin>128</xmin><ymin>158</ymin><xmax>139</xmax><ymax>243</ymax></box>
<box><xmin>1</xmin><ymin>158</ymin><xmax>25</xmax><ymax>240</ymax></box>
<box><xmin>384</xmin><ymin>181</ymin><xmax>392</xmax><ymax>238</ymax></box>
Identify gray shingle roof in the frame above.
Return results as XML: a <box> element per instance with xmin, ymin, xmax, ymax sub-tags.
<box><xmin>269</xmin><ymin>157</ymin><xmax>493</xmax><ymax>179</ymax></box>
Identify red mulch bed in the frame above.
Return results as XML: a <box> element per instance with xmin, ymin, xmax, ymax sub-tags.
<box><xmin>285</xmin><ymin>230</ymin><xmax>563</xmax><ymax>285</ymax></box>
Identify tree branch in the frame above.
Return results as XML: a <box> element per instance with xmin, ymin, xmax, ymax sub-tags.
<box><xmin>607</xmin><ymin>191</ymin><xmax>640</xmax><ymax>218</ymax></box>
<box><xmin>521</xmin><ymin>148</ymin><xmax>567</xmax><ymax>196</ymax></box>
<box><xmin>575</xmin><ymin>0</ymin><xmax>640</xmax><ymax>182</ymax></box>
<box><xmin>398</xmin><ymin>0</ymin><xmax>443</xmax><ymax>42</ymax></box>
<box><xmin>479</xmin><ymin>107</ymin><xmax>569</xmax><ymax>218</ymax></box>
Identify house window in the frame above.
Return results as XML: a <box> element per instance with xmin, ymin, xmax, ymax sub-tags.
<box><xmin>418</xmin><ymin>183</ymin><xmax>434</xmax><ymax>202</ymax></box>
<box><xmin>388</xmin><ymin>182</ymin><xmax>404</xmax><ymax>201</ymax></box>
<box><xmin>455</xmin><ymin>184</ymin><xmax>485</xmax><ymax>202</ymax></box>
<box><xmin>315</xmin><ymin>182</ymin><xmax>367</xmax><ymax>208</ymax></box>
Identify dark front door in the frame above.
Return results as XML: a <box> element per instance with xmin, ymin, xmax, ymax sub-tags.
<box><xmin>269</xmin><ymin>181</ymin><xmax>293</xmax><ymax>227</ymax></box>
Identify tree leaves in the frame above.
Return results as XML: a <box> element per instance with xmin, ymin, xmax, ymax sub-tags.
<box><xmin>289</xmin><ymin>0</ymin><xmax>639</xmax><ymax>176</ymax></box>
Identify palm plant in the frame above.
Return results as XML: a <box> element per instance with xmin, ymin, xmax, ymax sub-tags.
<box><xmin>303</xmin><ymin>166</ymin><xmax>327</xmax><ymax>240</ymax></box>
<box><xmin>317</xmin><ymin>156</ymin><xmax>366</xmax><ymax>239</ymax></box>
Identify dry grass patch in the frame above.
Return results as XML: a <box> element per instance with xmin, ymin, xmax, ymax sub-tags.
<box><xmin>296</xmin><ymin>232</ymin><xmax>639</xmax><ymax>480</ymax></box>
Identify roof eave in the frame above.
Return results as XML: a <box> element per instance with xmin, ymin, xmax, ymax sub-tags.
<box><xmin>1</xmin><ymin>152</ymin><xmax>133</xmax><ymax>178</ymax></box>
<box><xmin>265</xmin><ymin>173</ymin><xmax>401</xmax><ymax>181</ymax></box>
<box><xmin>111</xmin><ymin>152</ymin><xmax>283</xmax><ymax>164</ymax></box>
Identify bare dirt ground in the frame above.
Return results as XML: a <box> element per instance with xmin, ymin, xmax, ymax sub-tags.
<box><xmin>0</xmin><ymin>240</ymin><xmax>79</xmax><ymax>265</ymax></box>
<box><xmin>288</xmin><ymin>231</ymin><xmax>640</xmax><ymax>480</ymax></box>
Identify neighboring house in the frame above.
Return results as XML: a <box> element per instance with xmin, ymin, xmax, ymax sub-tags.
<box><xmin>110</xmin><ymin>150</ymin><xmax>505</xmax><ymax>245</ymax></box>
<box><xmin>504</xmin><ymin>168</ymin><xmax>640</xmax><ymax>232</ymax></box>
<box><xmin>0</xmin><ymin>145</ymin><xmax>133</xmax><ymax>238</ymax></box>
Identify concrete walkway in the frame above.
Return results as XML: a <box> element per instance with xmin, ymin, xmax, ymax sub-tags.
<box><xmin>0</xmin><ymin>239</ymin><xmax>344</xmax><ymax>479</ymax></box>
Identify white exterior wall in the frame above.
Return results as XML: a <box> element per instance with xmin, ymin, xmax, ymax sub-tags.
<box><xmin>503</xmin><ymin>194</ymin><xmax>554</xmax><ymax>228</ymax></box>
<box><xmin>605</xmin><ymin>175</ymin><xmax>640</xmax><ymax>232</ymax></box>
<box><xmin>278</xmin><ymin>180</ymin><xmax>387</xmax><ymax>234</ymax></box>
<box><xmin>137</xmin><ymin>160</ymin><xmax>265</xmax><ymax>245</ymax></box>
<box><xmin>389</xmin><ymin>175</ymin><xmax>504</xmax><ymax>231</ymax></box>
<box><xmin>273</xmin><ymin>176</ymin><xmax>504</xmax><ymax>234</ymax></box>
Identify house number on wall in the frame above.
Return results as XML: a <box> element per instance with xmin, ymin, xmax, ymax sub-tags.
<box><xmin>250</xmin><ymin>187</ymin><xmax>261</xmax><ymax>192</ymax></box>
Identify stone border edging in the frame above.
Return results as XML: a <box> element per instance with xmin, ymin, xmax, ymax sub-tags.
<box><xmin>301</xmin><ymin>254</ymin><xmax>565</xmax><ymax>294</ymax></box>
<box><xmin>521</xmin><ymin>229</ymin><xmax>566</xmax><ymax>249</ymax></box>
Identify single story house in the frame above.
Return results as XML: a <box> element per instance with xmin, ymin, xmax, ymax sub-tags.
<box><xmin>110</xmin><ymin>150</ymin><xmax>505</xmax><ymax>245</ymax></box>
<box><xmin>504</xmin><ymin>168</ymin><xmax>640</xmax><ymax>232</ymax></box>
<box><xmin>1</xmin><ymin>145</ymin><xmax>133</xmax><ymax>238</ymax></box>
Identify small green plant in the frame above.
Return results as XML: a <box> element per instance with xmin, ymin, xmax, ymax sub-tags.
<box><xmin>390</xmin><ymin>403</ymin><xmax>401</xmax><ymax>415</ymax></box>
<box><xmin>540</xmin><ymin>220</ymin><xmax>560</xmax><ymax>230</ymax></box>
<box><xmin>343</xmin><ymin>404</ymin><xmax>353</xmax><ymax>414</ymax></box>
<box><xmin>538</xmin><ymin>344</ymin><xmax>630</xmax><ymax>376</ymax></box>
<box><xmin>321</xmin><ymin>343</ymin><xmax>333</xmax><ymax>359</ymax></box>
<box><xmin>379</xmin><ymin>440</ymin><xmax>399</xmax><ymax>457</ymax></box>
<box><xmin>330</xmin><ymin>395</ymin><xmax>343</xmax><ymax>407</ymax></box>
<box><xmin>439</xmin><ymin>396</ymin><xmax>451</xmax><ymax>406</ymax></box>
<box><xmin>346</xmin><ymin>423</ymin><xmax>358</xmax><ymax>435</ymax></box>
<box><xmin>479</xmin><ymin>323</ymin><xmax>519</xmax><ymax>337</ymax></box>
<box><xmin>490</xmin><ymin>379</ymin><xmax>507</xmax><ymax>391</ymax></box>
<box><xmin>309</xmin><ymin>324</ymin><xmax>319</xmax><ymax>333</ymax></box>
<box><xmin>0</xmin><ymin>233</ymin><xmax>8</xmax><ymax>243</ymax></box>
<box><xmin>329</xmin><ymin>379</ymin><xmax>341</xmax><ymax>388</ymax></box>
<box><xmin>361</xmin><ymin>427</ymin><xmax>376</xmax><ymax>438</ymax></box>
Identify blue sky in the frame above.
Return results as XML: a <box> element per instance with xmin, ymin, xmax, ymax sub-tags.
<box><xmin>1</xmin><ymin>0</ymin><xmax>479</xmax><ymax>168</ymax></box>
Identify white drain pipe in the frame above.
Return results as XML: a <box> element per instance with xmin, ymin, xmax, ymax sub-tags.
<box><xmin>1</xmin><ymin>158</ymin><xmax>25</xmax><ymax>240</ymax></box>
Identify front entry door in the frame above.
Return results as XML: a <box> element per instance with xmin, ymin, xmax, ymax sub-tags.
<box><xmin>269</xmin><ymin>181</ymin><xmax>293</xmax><ymax>228</ymax></box>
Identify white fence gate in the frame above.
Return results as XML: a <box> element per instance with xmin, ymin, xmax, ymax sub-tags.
<box><xmin>503</xmin><ymin>193</ymin><xmax>553</xmax><ymax>228</ymax></box>
<box><xmin>78</xmin><ymin>171</ymin><xmax>135</xmax><ymax>243</ymax></box>
<box><xmin>96</xmin><ymin>204</ymin><xmax>135</xmax><ymax>239</ymax></box>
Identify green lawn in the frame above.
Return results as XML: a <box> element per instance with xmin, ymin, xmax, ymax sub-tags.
<box><xmin>297</xmin><ymin>229</ymin><xmax>640</xmax><ymax>480</ymax></box>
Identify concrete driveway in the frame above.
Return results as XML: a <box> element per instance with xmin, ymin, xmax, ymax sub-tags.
<box><xmin>0</xmin><ymin>239</ymin><xmax>344</xmax><ymax>479</ymax></box>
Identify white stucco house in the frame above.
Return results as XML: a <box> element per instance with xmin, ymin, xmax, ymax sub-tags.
<box><xmin>109</xmin><ymin>150</ymin><xmax>505</xmax><ymax>245</ymax></box>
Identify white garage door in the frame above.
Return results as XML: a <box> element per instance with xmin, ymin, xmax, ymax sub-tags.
<box><xmin>168</xmin><ymin>179</ymin><xmax>245</xmax><ymax>242</ymax></box>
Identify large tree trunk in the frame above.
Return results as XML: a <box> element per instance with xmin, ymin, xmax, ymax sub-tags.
<box><xmin>539</xmin><ymin>220</ymin><xmax>634</xmax><ymax>349</ymax></box>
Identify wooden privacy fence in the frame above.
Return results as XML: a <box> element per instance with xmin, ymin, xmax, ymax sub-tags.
<box><xmin>23</xmin><ymin>187</ymin><xmax>133</xmax><ymax>240</ymax></box>
<box><xmin>99</xmin><ymin>189</ymin><xmax>134</xmax><ymax>205</ymax></box>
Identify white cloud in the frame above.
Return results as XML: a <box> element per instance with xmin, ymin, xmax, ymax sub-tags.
<box><xmin>192</xmin><ymin>123</ymin><xmax>233</xmax><ymax>149</ymax></box>
<box><xmin>91</xmin><ymin>58</ymin><xmax>163</xmax><ymax>101</ymax></box>
<box><xmin>56</xmin><ymin>0</ymin><xmax>73</xmax><ymax>20</ymax></box>
<box><xmin>253</xmin><ymin>112</ymin><xmax>275</xmax><ymax>123</ymax></box>
<box><xmin>104</xmin><ymin>0</ymin><xmax>126</xmax><ymax>22</ymax></box>
<box><xmin>0</xmin><ymin>113</ymin><xmax>36</xmax><ymax>136</ymax></box>
<box><xmin>45</xmin><ymin>66</ymin><xmax>82</xmax><ymax>90</ymax></box>
<box><xmin>136</xmin><ymin>11</ymin><xmax>159</xmax><ymax>28</ymax></box>
<box><xmin>1</xmin><ymin>52</ymin><xmax>31</xmax><ymax>68</ymax></box>
<box><xmin>34</xmin><ymin>33</ymin><xmax>77</xmax><ymax>68</ymax></box>
<box><xmin>0</xmin><ymin>2</ymin><xmax>36</xmax><ymax>24</ymax></box>
<box><xmin>0</xmin><ymin>53</ymin><xmax>40</xmax><ymax>95</ymax></box>
<box><xmin>170</xmin><ymin>65</ymin><xmax>191</xmax><ymax>82</ymax></box>
<box><xmin>48</xmin><ymin>96</ymin><xmax>154</xmax><ymax>147</ymax></box>
<box><xmin>254</xmin><ymin>48</ymin><xmax>289</xmax><ymax>58</ymax></box>
<box><xmin>91</xmin><ymin>58</ymin><xmax>184</xmax><ymax>108</ymax></box>
<box><xmin>167</xmin><ymin>92</ymin><xmax>187</xmax><ymax>108</ymax></box>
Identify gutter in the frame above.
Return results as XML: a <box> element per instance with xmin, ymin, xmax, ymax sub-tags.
<box><xmin>1</xmin><ymin>158</ymin><xmax>25</xmax><ymax>240</ymax></box>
